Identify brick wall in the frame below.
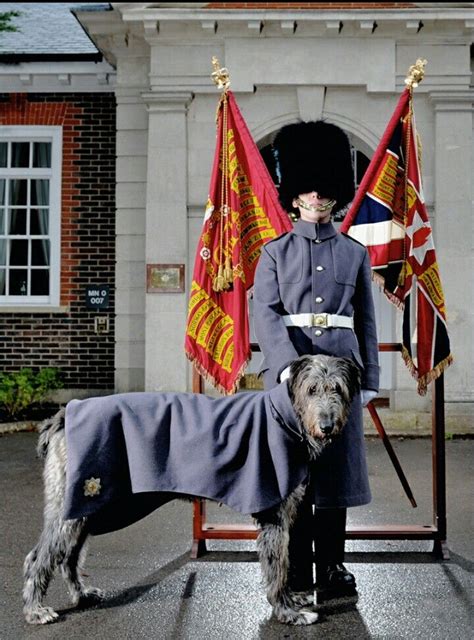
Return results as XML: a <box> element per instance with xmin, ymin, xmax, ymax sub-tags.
<box><xmin>0</xmin><ymin>93</ymin><xmax>116</xmax><ymax>390</ymax></box>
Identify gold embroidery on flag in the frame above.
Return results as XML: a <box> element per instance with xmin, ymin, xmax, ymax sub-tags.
<box><xmin>187</xmin><ymin>299</ymin><xmax>215</xmax><ymax>339</ymax></box>
<box><xmin>188</xmin><ymin>282</ymin><xmax>208</xmax><ymax>312</ymax></box>
<box><xmin>371</xmin><ymin>154</ymin><xmax>399</xmax><ymax>206</ymax></box>
<box><xmin>186</xmin><ymin>284</ymin><xmax>235</xmax><ymax>366</ymax></box>
<box><xmin>206</xmin><ymin>317</ymin><xmax>232</xmax><ymax>355</ymax></box>
<box><xmin>222</xmin><ymin>342</ymin><xmax>234</xmax><ymax>372</ymax></box>
<box><xmin>406</xmin><ymin>182</ymin><xmax>417</xmax><ymax>210</ymax></box>
<box><xmin>214</xmin><ymin>326</ymin><xmax>233</xmax><ymax>366</ymax></box>
<box><xmin>196</xmin><ymin>307</ymin><xmax>225</xmax><ymax>347</ymax></box>
<box><xmin>419</xmin><ymin>263</ymin><xmax>445</xmax><ymax>312</ymax></box>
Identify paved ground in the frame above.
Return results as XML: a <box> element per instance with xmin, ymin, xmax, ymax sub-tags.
<box><xmin>1</xmin><ymin>432</ymin><xmax>473</xmax><ymax>639</ymax></box>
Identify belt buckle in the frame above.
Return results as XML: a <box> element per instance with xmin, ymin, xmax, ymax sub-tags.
<box><xmin>312</xmin><ymin>313</ymin><xmax>328</xmax><ymax>328</ymax></box>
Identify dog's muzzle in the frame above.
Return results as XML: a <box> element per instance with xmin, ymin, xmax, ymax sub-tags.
<box><xmin>320</xmin><ymin>422</ymin><xmax>335</xmax><ymax>437</ymax></box>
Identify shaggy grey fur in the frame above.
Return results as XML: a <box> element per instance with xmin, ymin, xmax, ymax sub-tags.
<box><xmin>23</xmin><ymin>354</ymin><xmax>359</xmax><ymax>626</ymax></box>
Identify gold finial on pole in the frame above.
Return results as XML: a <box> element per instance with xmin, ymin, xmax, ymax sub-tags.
<box><xmin>404</xmin><ymin>58</ymin><xmax>427</xmax><ymax>89</ymax></box>
<box><xmin>211</xmin><ymin>56</ymin><xmax>230</xmax><ymax>91</ymax></box>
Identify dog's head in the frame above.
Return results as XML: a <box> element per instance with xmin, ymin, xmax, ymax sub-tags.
<box><xmin>288</xmin><ymin>354</ymin><xmax>361</xmax><ymax>446</ymax></box>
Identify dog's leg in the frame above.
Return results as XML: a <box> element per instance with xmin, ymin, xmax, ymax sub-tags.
<box><xmin>255</xmin><ymin>485</ymin><xmax>318</xmax><ymax>626</ymax></box>
<box><xmin>23</xmin><ymin>517</ymin><xmax>80</xmax><ymax>624</ymax></box>
<box><xmin>60</xmin><ymin>522</ymin><xmax>104</xmax><ymax>607</ymax></box>
<box><xmin>23</xmin><ymin>426</ymin><xmax>90</xmax><ymax>624</ymax></box>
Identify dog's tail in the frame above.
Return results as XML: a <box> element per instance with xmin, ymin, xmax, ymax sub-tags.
<box><xmin>37</xmin><ymin>408</ymin><xmax>66</xmax><ymax>458</ymax></box>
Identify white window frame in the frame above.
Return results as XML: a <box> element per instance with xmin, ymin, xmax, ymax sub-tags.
<box><xmin>0</xmin><ymin>126</ymin><xmax>62</xmax><ymax>307</ymax></box>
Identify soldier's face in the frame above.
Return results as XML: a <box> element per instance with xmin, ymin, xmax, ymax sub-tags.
<box><xmin>293</xmin><ymin>191</ymin><xmax>334</xmax><ymax>223</ymax></box>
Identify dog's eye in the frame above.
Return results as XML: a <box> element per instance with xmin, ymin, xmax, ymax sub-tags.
<box><xmin>308</xmin><ymin>385</ymin><xmax>317</xmax><ymax>395</ymax></box>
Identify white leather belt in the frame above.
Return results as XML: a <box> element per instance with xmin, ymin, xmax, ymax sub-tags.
<box><xmin>283</xmin><ymin>313</ymin><xmax>354</xmax><ymax>330</ymax></box>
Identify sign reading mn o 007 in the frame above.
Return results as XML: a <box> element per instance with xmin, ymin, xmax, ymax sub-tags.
<box><xmin>85</xmin><ymin>285</ymin><xmax>110</xmax><ymax>310</ymax></box>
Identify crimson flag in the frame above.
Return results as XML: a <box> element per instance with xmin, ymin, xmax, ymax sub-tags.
<box><xmin>185</xmin><ymin>91</ymin><xmax>292</xmax><ymax>394</ymax></box>
<box><xmin>340</xmin><ymin>88</ymin><xmax>453</xmax><ymax>394</ymax></box>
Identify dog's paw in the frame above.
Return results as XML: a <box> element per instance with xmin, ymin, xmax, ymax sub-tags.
<box><xmin>82</xmin><ymin>586</ymin><xmax>105</xmax><ymax>601</ymax></box>
<box><xmin>72</xmin><ymin>586</ymin><xmax>105</xmax><ymax>607</ymax></box>
<box><xmin>274</xmin><ymin>605</ymin><xmax>319</xmax><ymax>625</ymax></box>
<box><xmin>292</xmin><ymin>609</ymin><xmax>319</xmax><ymax>626</ymax></box>
<box><xmin>24</xmin><ymin>605</ymin><xmax>59</xmax><ymax>625</ymax></box>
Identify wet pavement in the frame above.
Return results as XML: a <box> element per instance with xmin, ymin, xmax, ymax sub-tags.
<box><xmin>1</xmin><ymin>431</ymin><xmax>473</xmax><ymax>639</ymax></box>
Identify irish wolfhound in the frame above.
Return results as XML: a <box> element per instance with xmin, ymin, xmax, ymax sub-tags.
<box><xmin>23</xmin><ymin>354</ymin><xmax>360</xmax><ymax>626</ymax></box>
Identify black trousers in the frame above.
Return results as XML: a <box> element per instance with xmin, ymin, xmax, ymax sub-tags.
<box><xmin>288</xmin><ymin>488</ymin><xmax>347</xmax><ymax>591</ymax></box>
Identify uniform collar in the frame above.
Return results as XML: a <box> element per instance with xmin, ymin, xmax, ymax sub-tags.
<box><xmin>268</xmin><ymin>381</ymin><xmax>305</xmax><ymax>442</ymax></box>
<box><xmin>292</xmin><ymin>219</ymin><xmax>337</xmax><ymax>241</ymax></box>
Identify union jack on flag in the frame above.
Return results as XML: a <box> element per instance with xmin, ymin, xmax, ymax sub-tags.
<box><xmin>340</xmin><ymin>88</ymin><xmax>453</xmax><ymax>394</ymax></box>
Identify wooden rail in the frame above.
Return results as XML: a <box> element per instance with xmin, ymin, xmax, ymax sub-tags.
<box><xmin>191</xmin><ymin>343</ymin><xmax>448</xmax><ymax>560</ymax></box>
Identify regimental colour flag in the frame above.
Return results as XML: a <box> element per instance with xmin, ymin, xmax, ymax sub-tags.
<box><xmin>340</xmin><ymin>87</ymin><xmax>453</xmax><ymax>394</ymax></box>
<box><xmin>185</xmin><ymin>90</ymin><xmax>292</xmax><ymax>394</ymax></box>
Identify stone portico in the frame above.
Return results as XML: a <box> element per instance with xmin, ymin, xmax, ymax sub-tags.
<box><xmin>76</xmin><ymin>3</ymin><xmax>474</xmax><ymax>416</ymax></box>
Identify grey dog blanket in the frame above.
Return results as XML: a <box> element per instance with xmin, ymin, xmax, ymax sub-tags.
<box><xmin>63</xmin><ymin>382</ymin><xmax>309</xmax><ymax>535</ymax></box>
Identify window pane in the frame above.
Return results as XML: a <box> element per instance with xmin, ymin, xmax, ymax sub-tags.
<box><xmin>31</xmin><ymin>269</ymin><xmax>49</xmax><ymax>295</ymax></box>
<box><xmin>0</xmin><ymin>239</ymin><xmax>6</xmax><ymax>265</ymax></box>
<box><xmin>0</xmin><ymin>269</ymin><xmax>5</xmax><ymax>295</ymax></box>
<box><xmin>0</xmin><ymin>180</ymin><xmax>4</xmax><ymax>206</ymax></box>
<box><xmin>9</xmin><ymin>239</ymin><xmax>28</xmax><ymax>265</ymax></box>
<box><xmin>11</xmin><ymin>142</ymin><xmax>30</xmax><ymax>168</ymax></box>
<box><xmin>9</xmin><ymin>269</ymin><xmax>28</xmax><ymax>295</ymax></box>
<box><xmin>8</xmin><ymin>209</ymin><xmax>27</xmax><ymax>235</ymax></box>
<box><xmin>30</xmin><ymin>180</ymin><xmax>49</xmax><ymax>206</ymax></box>
<box><xmin>30</xmin><ymin>209</ymin><xmax>49</xmax><ymax>235</ymax></box>
<box><xmin>33</xmin><ymin>142</ymin><xmax>52</xmax><ymax>168</ymax></box>
<box><xmin>31</xmin><ymin>269</ymin><xmax>49</xmax><ymax>296</ymax></box>
<box><xmin>32</xmin><ymin>240</ymin><xmax>50</xmax><ymax>266</ymax></box>
<box><xmin>0</xmin><ymin>143</ymin><xmax>6</xmax><ymax>168</ymax></box>
<box><xmin>9</xmin><ymin>180</ymin><xmax>28</xmax><ymax>206</ymax></box>
<box><xmin>0</xmin><ymin>210</ymin><xmax>4</xmax><ymax>235</ymax></box>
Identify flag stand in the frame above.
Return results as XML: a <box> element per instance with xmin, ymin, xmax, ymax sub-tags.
<box><xmin>190</xmin><ymin>343</ymin><xmax>448</xmax><ymax>560</ymax></box>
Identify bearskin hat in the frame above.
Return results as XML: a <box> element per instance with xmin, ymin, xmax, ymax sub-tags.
<box><xmin>273</xmin><ymin>120</ymin><xmax>355</xmax><ymax>215</ymax></box>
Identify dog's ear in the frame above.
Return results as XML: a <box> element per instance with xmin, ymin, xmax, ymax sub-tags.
<box><xmin>288</xmin><ymin>355</ymin><xmax>313</xmax><ymax>395</ymax></box>
<box><xmin>338</xmin><ymin>357</ymin><xmax>362</xmax><ymax>399</ymax></box>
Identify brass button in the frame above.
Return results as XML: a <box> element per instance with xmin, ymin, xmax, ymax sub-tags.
<box><xmin>315</xmin><ymin>316</ymin><xmax>325</xmax><ymax>325</ymax></box>
<box><xmin>315</xmin><ymin>296</ymin><xmax>324</xmax><ymax>303</ymax></box>
<box><xmin>316</xmin><ymin>265</ymin><xmax>324</xmax><ymax>272</ymax></box>
<box><xmin>315</xmin><ymin>330</ymin><xmax>323</xmax><ymax>336</ymax></box>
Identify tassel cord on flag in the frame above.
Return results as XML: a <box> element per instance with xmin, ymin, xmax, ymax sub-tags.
<box><xmin>398</xmin><ymin>87</ymin><xmax>413</xmax><ymax>289</ymax></box>
<box><xmin>214</xmin><ymin>93</ymin><xmax>227</xmax><ymax>292</ymax></box>
<box><xmin>222</xmin><ymin>93</ymin><xmax>233</xmax><ymax>287</ymax></box>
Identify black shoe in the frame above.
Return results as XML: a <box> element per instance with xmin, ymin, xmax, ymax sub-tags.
<box><xmin>316</xmin><ymin>563</ymin><xmax>357</xmax><ymax>595</ymax></box>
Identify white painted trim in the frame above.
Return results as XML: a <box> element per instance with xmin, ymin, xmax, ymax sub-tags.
<box><xmin>0</xmin><ymin>126</ymin><xmax>62</xmax><ymax>308</ymax></box>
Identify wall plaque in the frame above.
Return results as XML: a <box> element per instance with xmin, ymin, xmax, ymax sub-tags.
<box><xmin>147</xmin><ymin>264</ymin><xmax>185</xmax><ymax>293</ymax></box>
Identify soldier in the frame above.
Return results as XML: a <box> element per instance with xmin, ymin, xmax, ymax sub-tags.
<box><xmin>253</xmin><ymin>120</ymin><xmax>380</xmax><ymax>598</ymax></box>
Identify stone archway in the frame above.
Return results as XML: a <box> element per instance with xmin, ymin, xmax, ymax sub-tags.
<box><xmin>244</xmin><ymin>121</ymin><xmax>395</xmax><ymax>393</ymax></box>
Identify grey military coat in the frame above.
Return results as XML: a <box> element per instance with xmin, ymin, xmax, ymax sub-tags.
<box><xmin>253</xmin><ymin>220</ymin><xmax>380</xmax><ymax>508</ymax></box>
<box><xmin>63</xmin><ymin>382</ymin><xmax>309</xmax><ymax>535</ymax></box>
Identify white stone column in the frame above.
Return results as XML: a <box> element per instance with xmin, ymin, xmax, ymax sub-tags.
<box><xmin>115</xmin><ymin>87</ymin><xmax>148</xmax><ymax>392</ymax></box>
<box><xmin>430</xmin><ymin>92</ymin><xmax>474</xmax><ymax>410</ymax></box>
<box><xmin>142</xmin><ymin>91</ymin><xmax>193</xmax><ymax>391</ymax></box>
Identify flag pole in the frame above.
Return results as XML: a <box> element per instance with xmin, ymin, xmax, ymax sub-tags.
<box><xmin>210</xmin><ymin>57</ymin><xmax>232</xmax><ymax>292</ymax></box>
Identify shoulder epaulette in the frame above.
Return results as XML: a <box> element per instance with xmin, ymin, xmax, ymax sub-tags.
<box><xmin>263</xmin><ymin>231</ymin><xmax>291</xmax><ymax>248</ymax></box>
